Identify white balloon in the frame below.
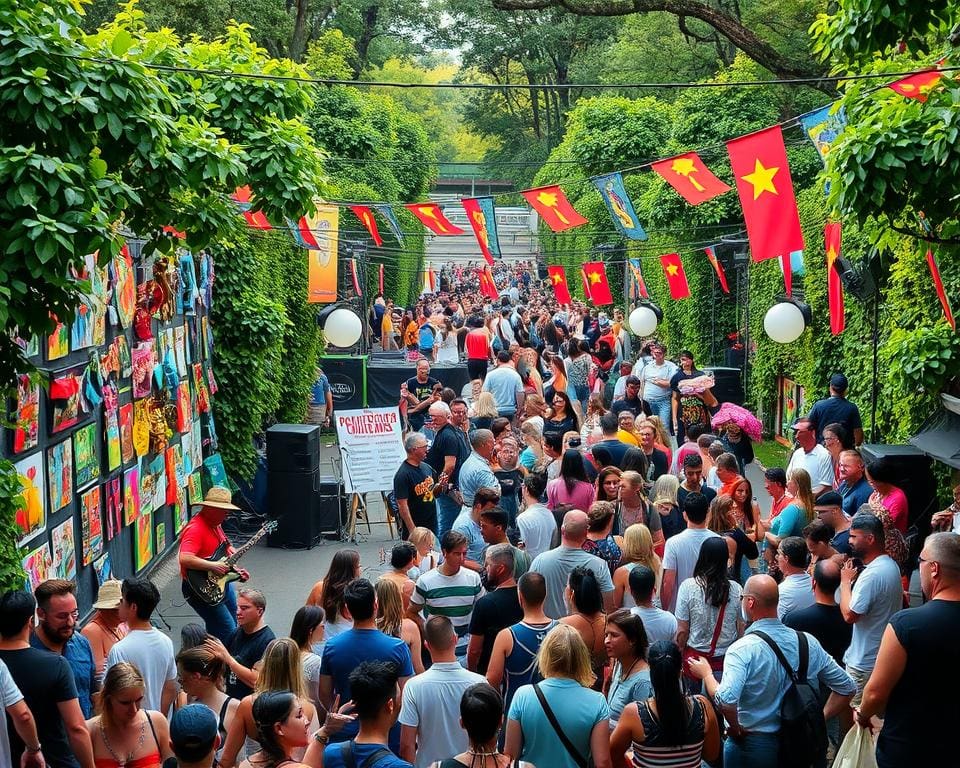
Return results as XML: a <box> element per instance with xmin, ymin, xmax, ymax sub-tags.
<box><xmin>763</xmin><ymin>301</ymin><xmax>806</xmax><ymax>344</ymax></box>
<box><xmin>324</xmin><ymin>308</ymin><xmax>362</xmax><ymax>348</ymax></box>
<box><xmin>628</xmin><ymin>305</ymin><xmax>659</xmax><ymax>336</ymax></box>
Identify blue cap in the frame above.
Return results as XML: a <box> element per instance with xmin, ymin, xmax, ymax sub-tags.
<box><xmin>170</xmin><ymin>704</ymin><xmax>218</xmax><ymax>761</ymax></box>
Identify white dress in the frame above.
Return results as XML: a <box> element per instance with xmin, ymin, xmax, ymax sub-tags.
<box><xmin>436</xmin><ymin>333</ymin><xmax>459</xmax><ymax>363</ymax></box>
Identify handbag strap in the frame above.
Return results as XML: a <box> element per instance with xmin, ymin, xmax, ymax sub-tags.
<box><xmin>707</xmin><ymin>600</ymin><xmax>727</xmax><ymax>657</ymax></box>
<box><xmin>532</xmin><ymin>683</ymin><xmax>588</xmax><ymax>768</ymax></box>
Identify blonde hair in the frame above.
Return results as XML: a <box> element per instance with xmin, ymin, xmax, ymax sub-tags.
<box><xmin>621</xmin><ymin>470</ymin><xmax>646</xmax><ymax>501</ymax></box>
<box><xmin>707</xmin><ymin>495</ymin><xmax>736</xmax><ymax>534</ymax></box>
<box><xmin>408</xmin><ymin>527</ymin><xmax>435</xmax><ymax>555</ymax></box>
<box><xmin>651</xmin><ymin>474</ymin><xmax>679</xmax><ymax>506</ymax></box>
<box><xmin>524</xmin><ymin>394</ymin><xmax>546</xmax><ymax>417</ymax></box>
<box><xmin>375</xmin><ymin>579</ymin><xmax>404</xmax><ymax>638</ymax></box>
<box><xmin>646</xmin><ymin>416</ymin><xmax>670</xmax><ymax>447</ymax></box>
<box><xmin>255</xmin><ymin>637</ymin><xmax>306</xmax><ymax>700</ymax></box>
<box><xmin>621</xmin><ymin>524</ymin><xmax>661</xmax><ymax>578</ymax></box>
<box><xmin>472</xmin><ymin>391</ymin><xmax>499</xmax><ymax>419</ymax></box>
<box><xmin>536</xmin><ymin>623</ymin><xmax>595</xmax><ymax>688</ymax></box>
<box><xmin>787</xmin><ymin>467</ymin><xmax>815</xmax><ymax>526</ymax></box>
<box><xmin>99</xmin><ymin>662</ymin><xmax>146</xmax><ymax>729</ymax></box>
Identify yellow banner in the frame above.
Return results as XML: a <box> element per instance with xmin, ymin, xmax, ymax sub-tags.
<box><xmin>308</xmin><ymin>205</ymin><xmax>339</xmax><ymax>304</ymax></box>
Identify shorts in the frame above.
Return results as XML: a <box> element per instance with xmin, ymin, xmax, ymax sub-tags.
<box><xmin>845</xmin><ymin>665</ymin><xmax>872</xmax><ymax>707</ymax></box>
<box><xmin>307</xmin><ymin>404</ymin><xmax>327</xmax><ymax>424</ymax></box>
<box><xmin>467</xmin><ymin>358</ymin><xmax>488</xmax><ymax>381</ymax></box>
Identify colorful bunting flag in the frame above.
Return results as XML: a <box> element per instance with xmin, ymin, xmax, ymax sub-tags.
<box><xmin>651</xmin><ymin>153</ymin><xmax>731</xmax><ymax>206</ymax></box>
<box><xmin>799</xmin><ymin>105</ymin><xmax>847</xmax><ymax>166</ymax></box>
<box><xmin>461</xmin><ymin>197</ymin><xmax>501</xmax><ymax>265</ymax></box>
<box><xmin>478</xmin><ymin>267</ymin><xmax>498</xmax><ymax>300</ymax></box>
<box><xmin>582</xmin><ymin>262</ymin><xmax>613</xmax><ymax>305</ymax></box>
<box><xmin>522</xmin><ymin>185</ymin><xmax>589</xmax><ymax>232</ymax></box>
<box><xmin>350</xmin><ymin>206</ymin><xmax>383</xmax><ymax>247</ymax></box>
<box><xmin>547</xmin><ymin>265</ymin><xmax>572</xmax><ymax>304</ymax></box>
<box><xmin>349</xmin><ymin>259</ymin><xmax>362</xmax><ymax>296</ymax></box>
<box><xmin>628</xmin><ymin>258</ymin><xmax>649</xmax><ymax>300</ymax></box>
<box><xmin>373</xmin><ymin>205</ymin><xmax>404</xmax><ymax>245</ymax></box>
<box><xmin>704</xmin><ymin>246</ymin><xmax>730</xmax><ymax>293</ymax></box>
<box><xmin>378</xmin><ymin>263</ymin><xmax>384</xmax><ymax>295</ymax></box>
<box><xmin>287</xmin><ymin>216</ymin><xmax>321</xmax><ymax>250</ymax></box>
<box><xmin>406</xmin><ymin>203</ymin><xmax>464</xmax><ymax>236</ymax></box>
<box><xmin>592</xmin><ymin>173</ymin><xmax>647</xmax><ymax>240</ymax></box>
<box><xmin>926</xmin><ymin>249</ymin><xmax>956</xmax><ymax>331</ymax></box>
<box><xmin>660</xmin><ymin>253</ymin><xmax>691</xmax><ymax>300</ymax></box>
<box><xmin>889</xmin><ymin>68</ymin><xmax>943</xmax><ymax>102</ymax></box>
<box><xmin>825</xmin><ymin>224</ymin><xmax>845</xmax><ymax>335</ymax></box>
<box><xmin>162</xmin><ymin>226</ymin><xmax>186</xmax><ymax>240</ymax></box>
<box><xmin>231</xmin><ymin>186</ymin><xmax>271</xmax><ymax>230</ymax></box>
<box><xmin>726</xmin><ymin>126</ymin><xmax>805</xmax><ymax>264</ymax></box>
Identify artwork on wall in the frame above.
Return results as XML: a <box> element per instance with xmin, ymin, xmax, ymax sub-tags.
<box><xmin>187</xmin><ymin>471</ymin><xmax>203</xmax><ymax>506</ymax></box>
<box><xmin>135</xmin><ymin>511</ymin><xmax>153</xmax><ymax>571</ymax></box>
<box><xmin>165</xmin><ymin>446</ymin><xmax>178</xmax><ymax>505</ymax></box>
<box><xmin>173</xmin><ymin>484</ymin><xmax>188</xmax><ymax>534</ymax></box>
<box><xmin>174</xmin><ymin>325</ymin><xmax>188</xmax><ymax>377</ymax></box>
<box><xmin>156</xmin><ymin>522</ymin><xmax>166</xmax><ymax>553</ymax></box>
<box><xmin>50</xmin><ymin>517</ymin><xmax>77</xmax><ymax>580</ymax></box>
<box><xmin>13</xmin><ymin>328</ymin><xmax>40</xmax><ymax>358</ymax></box>
<box><xmin>13</xmin><ymin>452</ymin><xmax>45</xmax><ymax>546</ymax></box>
<box><xmin>47</xmin><ymin>439</ymin><xmax>74</xmax><ymax>512</ymax></box>
<box><xmin>12</xmin><ymin>374</ymin><xmax>40</xmax><ymax>454</ymax></box>
<box><xmin>114</xmin><ymin>244</ymin><xmax>137</xmax><ymax>329</ymax></box>
<box><xmin>69</xmin><ymin>253</ymin><xmax>108</xmax><ymax>351</ymax></box>
<box><xmin>176</xmin><ymin>382</ymin><xmax>191</xmax><ymax>433</ymax></box>
<box><xmin>119</xmin><ymin>403</ymin><xmax>135</xmax><ymax>465</ymax></box>
<box><xmin>22</xmin><ymin>542</ymin><xmax>52</xmax><ymax>592</ymax></box>
<box><xmin>123</xmin><ymin>464</ymin><xmax>140</xmax><ymax>526</ymax></box>
<box><xmin>93</xmin><ymin>552</ymin><xmax>112</xmax><ymax>585</ymax></box>
<box><xmin>105</xmin><ymin>475</ymin><xmax>122</xmax><ymax>541</ymax></box>
<box><xmin>73</xmin><ymin>422</ymin><xmax>100</xmax><ymax>489</ymax></box>
<box><xmin>105</xmin><ymin>406</ymin><xmax>121</xmax><ymax>472</ymax></box>
<box><xmin>132</xmin><ymin>399</ymin><xmax>150</xmax><ymax>457</ymax></box>
<box><xmin>47</xmin><ymin>315</ymin><xmax>69</xmax><ymax>361</ymax></box>
<box><xmin>50</xmin><ymin>370</ymin><xmax>83</xmax><ymax>434</ymax></box>
<box><xmin>132</xmin><ymin>342</ymin><xmax>155</xmax><ymax>399</ymax></box>
<box><xmin>80</xmin><ymin>486</ymin><xmax>103</xmax><ymax>566</ymax></box>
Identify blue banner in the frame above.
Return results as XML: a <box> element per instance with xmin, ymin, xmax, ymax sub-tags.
<box><xmin>373</xmin><ymin>204</ymin><xmax>405</xmax><ymax>245</ymax></box>
<box><xmin>799</xmin><ymin>105</ymin><xmax>846</xmax><ymax>166</ymax></box>
<box><xmin>592</xmin><ymin>172</ymin><xmax>648</xmax><ymax>241</ymax></box>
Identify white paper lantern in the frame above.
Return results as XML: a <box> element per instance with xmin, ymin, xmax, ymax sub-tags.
<box><xmin>324</xmin><ymin>308</ymin><xmax>362</xmax><ymax>348</ymax></box>
<box><xmin>763</xmin><ymin>301</ymin><xmax>806</xmax><ymax>344</ymax></box>
<box><xmin>629</xmin><ymin>305</ymin><xmax>659</xmax><ymax>336</ymax></box>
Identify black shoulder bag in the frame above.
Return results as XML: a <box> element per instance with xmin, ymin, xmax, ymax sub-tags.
<box><xmin>532</xmin><ymin>682</ymin><xmax>592</xmax><ymax>768</ymax></box>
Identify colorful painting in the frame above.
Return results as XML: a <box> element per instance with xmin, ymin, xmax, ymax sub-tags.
<box><xmin>106</xmin><ymin>475</ymin><xmax>122</xmax><ymax>541</ymax></box>
<box><xmin>191</xmin><ymin>419</ymin><xmax>202</xmax><ymax>469</ymax></box>
<box><xmin>119</xmin><ymin>402</ymin><xmax>134</xmax><ymax>465</ymax></box>
<box><xmin>13</xmin><ymin>328</ymin><xmax>40</xmax><ymax>358</ymax></box>
<box><xmin>116</xmin><ymin>334</ymin><xmax>132</xmax><ymax>379</ymax></box>
<box><xmin>135</xmin><ymin>511</ymin><xmax>153</xmax><ymax>571</ymax></box>
<box><xmin>203</xmin><ymin>453</ymin><xmax>227</xmax><ymax>488</ymax></box>
<box><xmin>70</xmin><ymin>253</ymin><xmax>108</xmax><ymax>351</ymax></box>
<box><xmin>180</xmin><ymin>429</ymin><xmax>194</xmax><ymax>478</ymax></box>
<box><xmin>173</xmin><ymin>444</ymin><xmax>186</xmax><ymax>489</ymax></box>
<box><xmin>47</xmin><ymin>439</ymin><xmax>73</xmax><ymax>512</ymax></box>
<box><xmin>150</xmin><ymin>455</ymin><xmax>166</xmax><ymax>512</ymax></box>
<box><xmin>73</xmin><ymin>422</ymin><xmax>100</xmax><ymax>489</ymax></box>
<box><xmin>132</xmin><ymin>399</ymin><xmax>150</xmax><ymax>457</ymax></box>
<box><xmin>132</xmin><ymin>342</ymin><xmax>155</xmax><ymax>399</ymax></box>
<box><xmin>80</xmin><ymin>486</ymin><xmax>103</xmax><ymax>566</ymax></box>
<box><xmin>173</xmin><ymin>485</ymin><xmax>188</xmax><ymax>534</ymax></box>
<box><xmin>50</xmin><ymin>517</ymin><xmax>77</xmax><ymax>580</ymax></box>
<box><xmin>193</xmin><ymin>363</ymin><xmax>210</xmax><ymax>413</ymax></box>
<box><xmin>12</xmin><ymin>374</ymin><xmax>40</xmax><ymax>454</ymax></box>
<box><xmin>50</xmin><ymin>370</ymin><xmax>83</xmax><ymax>433</ymax></box>
<box><xmin>176</xmin><ymin>382</ymin><xmax>191</xmax><ymax>433</ymax></box>
<box><xmin>93</xmin><ymin>552</ymin><xmax>112</xmax><ymax>585</ymax></box>
<box><xmin>114</xmin><ymin>244</ymin><xmax>137</xmax><ymax>329</ymax></box>
<box><xmin>22</xmin><ymin>542</ymin><xmax>52</xmax><ymax>592</ymax></box>
<box><xmin>156</xmin><ymin>522</ymin><xmax>166</xmax><ymax>552</ymax></box>
<box><xmin>13</xmin><ymin>452</ymin><xmax>45</xmax><ymax>546</ymax></box>
<box><xmin>174</xmin><ymin>325</ymin><xmax>188</xmax><ymax>377</ymax></box>
<box><xmin>105</xmin><ymin>406</ymin><xmax>121</xmax><ymax>471</ymax></box>
<box><xmin>187</xmin><ymin>471</ymin><xmax>203</xmax><ymax>506</ymax></box>
<box><xmin>123</xmin><ymin>464</ymin><xmax>140</xmax><ymax>525</ymax></box>
<box><xmin>164</xmin><ymin>446</ymin><xmax>178</xmax><ymax>505</ymax></box>
<box><xmin>47</xmin><ymin>315</ymin><xmax>69</xmax><ymax>361</ymax></box>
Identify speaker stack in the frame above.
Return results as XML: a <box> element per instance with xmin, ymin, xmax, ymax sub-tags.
<box><xmin>265</xmin><ymin>424</ymin><xmax>343</xmax><ymax>549</ymax></box>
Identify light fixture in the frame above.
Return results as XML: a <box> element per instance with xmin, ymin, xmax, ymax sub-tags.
<box><xmin>628</xmin><ymin>302</ymin><xmax>663</xmax><ymax>336</ymax></box>
<box><xmin>323</xmin><ymin>307</ymin><xmax>362</xmax><ymax>348</ymax></box>
<box><xmin>763</xmin><ymin>297</ymin><xmax>811</xmax><ymax>344</ymax></box>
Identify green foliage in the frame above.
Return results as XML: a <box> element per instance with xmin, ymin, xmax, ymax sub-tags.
<box><xmin>0</xmin><ymin>461</ymin><xmax>27</xmax><ymax>593</ymax></box>
<box><xmin>305</xmin><ymin>30</ymin><xmax>357</xmax><ymax>79</ymax></box>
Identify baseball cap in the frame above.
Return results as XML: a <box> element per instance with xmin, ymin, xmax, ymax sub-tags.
<box><xmin>830</xmin><ymin>373</ymin><xmax>848</xmax><ymax>391</ymax></box>
<box><xmin>170</xmin><ymin>704</ymin><xmax>218</xmax><ymax>762</ymax></box>
<box><xmin>814</xmin><ymin>491</ymin><xmax>843</xmax><ymax>509</ymax></box>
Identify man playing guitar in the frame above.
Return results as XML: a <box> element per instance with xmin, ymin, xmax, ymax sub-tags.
<box><xmin>179</xmin><ymin>486</ymin><xmax>250</xmax><ymax>642</ymax></box>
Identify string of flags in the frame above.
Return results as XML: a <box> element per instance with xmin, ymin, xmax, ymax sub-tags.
<box><xmin>207</xmin><ymin>64</ymin><xmax>954</xmax><ymax>332</ymax></box>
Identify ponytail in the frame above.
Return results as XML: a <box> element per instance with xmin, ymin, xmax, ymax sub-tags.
<box><xmin>647</xmin><ymin>641</ymin><xmax>689</xmax><ymax>746</ymax></box>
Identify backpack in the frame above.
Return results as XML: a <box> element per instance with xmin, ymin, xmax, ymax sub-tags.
<box><xmin>418</xmin><ymin>323</ymin><xmax>435</xmax><ymax>349</ymax></box>
<box><xmin>753</xmin><ymin>630</ymin><xmax>827</xmax><ymax>768</ymax></box>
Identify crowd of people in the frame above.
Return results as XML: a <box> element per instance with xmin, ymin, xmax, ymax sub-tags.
<box><xmin>3</xmin><ymin>261</ymin><xmax>959</xmax><ymax>768</ymax></box>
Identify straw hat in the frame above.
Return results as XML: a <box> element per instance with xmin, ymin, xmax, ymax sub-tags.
<box><xmin>201</xmin><ymin>486</ymin><xmax>240</xmax><ymax>511</ymax></box>
<box><xmin>92</xmin><ymin>579</ymin><xmax>122</xmax><ymax>610</ymax></box>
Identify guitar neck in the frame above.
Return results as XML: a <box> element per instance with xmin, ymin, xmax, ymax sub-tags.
<box><xmin>223</xmin><ymin>525</ymin><xmax>271</xmax><ymax>567</ymax></box>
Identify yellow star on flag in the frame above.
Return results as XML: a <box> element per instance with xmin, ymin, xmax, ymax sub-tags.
<box><xmin>588</xmin><ymin>271</ymin><xmax>602</xmax><ymax>284</ymax></box>
<box><xmin>551</xmin><ymin>273</ymin><xmax>562</xmax><ymax>284</ymax></box>
<box><xmin>671</xmin><ymin>157</ymin><xmax>705</xmax><ymax>192</ymax></box>
<box><xmin>741</xmin><ymin>159</ymin><xmax>779</xmax><ymax>200</ymax></box>
<box><xmin>666</xmin><ymin>263</ymin><xmax>680</xmax><ymax>277</ymax></box>
<box><xmin>419</xmin><ymin>206</ymin><xmax>438</xmax><ymax>220</ymax></box>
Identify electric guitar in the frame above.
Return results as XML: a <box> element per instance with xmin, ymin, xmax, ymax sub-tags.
<box><xmin>185</xmin><ymin>520</ymin><xmax>278</xmax><ymax>606</ymax></box>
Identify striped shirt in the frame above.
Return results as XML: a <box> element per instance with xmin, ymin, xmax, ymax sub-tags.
<box><xmin>410</xmin><ymin>568</ymin><xmax>483</xmax><ymax>655</ymax></box>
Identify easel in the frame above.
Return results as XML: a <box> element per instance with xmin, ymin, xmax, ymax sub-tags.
<box><xmin>340</xmin><ymin>452</ymin><xmax>397</xmax><ymax>543</ymax></box>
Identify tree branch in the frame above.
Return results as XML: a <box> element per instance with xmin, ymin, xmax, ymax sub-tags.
<box><xmin>888</xmin><ymin>224</ymin><xmax>960</xmax><ymax>245</ymax></box>
<box><xmin>677</xmin><ymin>14</ymin><xmax>717</xmax><ymax>45</ymax></box>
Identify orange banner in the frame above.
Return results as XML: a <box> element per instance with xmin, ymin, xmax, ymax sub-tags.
<box><xmin>307</xmin><ymin>205</ymin><xmax>339</xmax><ymax>304</ymax></box>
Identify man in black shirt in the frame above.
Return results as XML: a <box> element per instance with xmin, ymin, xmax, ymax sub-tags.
<box><xmin>609</xmin><ymin>376</ymin><xmax>652</xmax><ymax>419</ymax></box>
<box><xmin>207</xmin><ymin>587</ymin><xmax>275</xmax><ymax>699</ymax></box>
<box><xmin>466</xmin><ymin>543</ymin><xmax>523</xmax><ymax>673</ymax></box>
<box><xmin>784</xmin><ymin>559</ymin><xmax>851</xmax><ymax>665</ymax></box>
<box><xmin>404</xmin><ymin>359</ymin><xmax>439</xmax><ymax>431</ymax></box>
<box><xmin>393</xmin><ymin>432</ymin><xmax>437</xmax><ymax>537</ymax></box>
<box><xmin>425</xmin><ymin>401</ymin><xmax>468</xmax><ymax>538</ymax></box>
<box><xmin>814</xmin><ymin>491</ymin><xmax>853</xmax><ymax>556</ymax></box>
<box><xmin>493</xmin><ymin>436</ymin><xmax>523</xmax><ymax>529</ymax></box>
<box><xmin>591</xmin><ymin>412</ymin><xmax>631</xmax><ymax>467</ymax></box>
<box><xmin>806</xmin><ymin>373</ymin><xmax>864</xmax><ymax>445</ymax></box>
<box><xmin>0</xmin><ymin>590</ymin><xmax>94</xmax><ymax>768</ymax></box>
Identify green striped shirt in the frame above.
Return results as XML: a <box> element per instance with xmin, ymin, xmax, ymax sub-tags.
<box><xmin>411</xmin><ymin>568</ymin><xmax>484</xmax><ymax>637</ymax></box>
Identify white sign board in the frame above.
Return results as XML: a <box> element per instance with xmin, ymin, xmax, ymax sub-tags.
<box><xmin>334</xmin><ymin>408</ymin><xmax>405</xmax><ymax>494</ymax></box>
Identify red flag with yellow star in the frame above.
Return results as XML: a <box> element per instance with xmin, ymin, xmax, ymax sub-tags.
<box><xmin>825</xmin><ymin>223</ymin><xmax>845</xmax><ymax>335</ymax></box>
<box><xmin>726</xmin><ymin>126</ymin><xmax>805</xmax><ymax>263</ymax></box>
<box><xmin>478</xmin><ymin>267</ymin><xmax>498</xmax><ymax>300</ymax></box>
<box><xmin>231</xmin><ymin>186</ymin><xmax>272</xmax><ymax>230</ymax></box>
<box><xmin>651</xmin><ymin>153</ymin><xmax>731</xmax><ymax>206</ymax></box>
<box><xmin>582</xmin><ymin>262</ymin><xmax>613</xmax><ymax>305</ymax></box>
<box><xmin>704</xmin><ymin>246</ymin><xmax>730</xmax><ymax>293</ymax></box>
<box><xmin>350</xmin><ymin>206</ymin><xmax>383</xmax><ymax>246</ymax></box>
<box><xmin>547</xmin><ymin>265</ymin><xmax>571</xmax><ymax>304</ymax></box>
<box><xmin>521</xmin><ymin>185</ymin><xmax>588</xmax><ymax>232</ymax></box>
<box><xmin>405</xmin><ymin>203</ymin><xmax>465</xmax><ymax>236</ymax></box>
<box><xmin>660</xmin><ymin>253</ymin><xmax>691</xmax><ymax>300</ymax></box>
<box><xmin>889</xmin><ymin>69</ymin><xmax>943</xmax><ymax>102</ymax></box>
<box><xmin>926</xmin><ymin>249</ymin><xmax>956</xmax><ymax>331</ymax></box>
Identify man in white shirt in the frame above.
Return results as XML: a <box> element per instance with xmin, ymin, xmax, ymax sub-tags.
<box><xmin>775</xmin><ymin>537</ymin><xmax>815</xmax><ymax>621</ymax></box>
<box><xmin>515</xmin><ymin>474</ymin><xmax>556</xmax><ymax>560</ymax></box>
<box><xmin>105</xmin><ymin>578</ymin><xmax>177</xmax><ymax>715</ymax></box>
<box><xmin>633</xmin><ymin>341</ymin><xmax>678</xmax><ymax>434</ymax></box>
<box><xmin>399</xmin><ymin>617</ymin><xmax>485</xmax><ymax>768</ymax></box>
<box><xmin>786</xmin><ymin>419</ymin><xmax>835</xmax><ymax>497</ymax></box>
<box><xmin>628</xmin><ymin>566</ymin><xmax>677</xmax><ymax>646</ymax></box>
<box><xmin>481</xmin><ymin>351</ymin><xmax>525</xmax><ymax>418</ymax></box>
<box><xmin>660</xmin><ymin>493</ymin><xmax>721</xmax><ymax>613</ymax></box>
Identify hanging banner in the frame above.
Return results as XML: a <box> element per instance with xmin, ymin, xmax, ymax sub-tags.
<box><xmin>628</xmin><ymin>258</ymin><xmax>649</xmax><ymax>300</ymax></box>
<box><xmin>926</xmin><ymin>249</ymin><xmax>956</xmax><ymax>331</ymax></box>
<box><xmin>650</xmin><ymin>153</ymin><xmax>731</xmax><ymax>206</ymax></box>
<box><xmin>287</xmin><ymin>216</ymin><xmax>320</xmax><ymax>249</ymax></box>
<box><xmin>334</xmin><ymin>408</ymin><xmax>405</xmax><ymax>494</ymax></box>
<box><xmin>825</xmin><ymin>224</ymin><xmax>845</xmax><ymax>335</ymax></box>
<box><xmin>373</xmin><ymin>205</ymin><xmax>405</xmax><ymax>245</ymax></box>
<box><xmin>406</xmin><ymin>203</ymin><xmax>465</xmax><ymax>236</ymax></box>
<box><xmin>799</xmin><ymin>105</ymin><xmax>847</xmax><ymax>166</ymax></box>
<box><xmin>660</xmin><ymin>253</ymin><xmax>691</xmax><ymax>300</ymax></box>
<box><xmin>461</xmin><ymin>197</ymin><xmax>501</xmax><ymax>265</ymax></box>
<box><xmin>307</xmin><ymin>205</ymin><xmax>339</xmax><ymax>304</ymax></box>
<box><xmin>378</xmin><ymin>263</ymin><xmax>384</xmax><ymax>295</ymax></box>
<box><xmin>889</xmin><ymin>68</ymin><xmax>943</xmax><ymax>101</ymax></box>
<box><xmin>726</xmin><ymin>125</ymin><xmax>805</xmax><ymax>264</ymax></box>
<box><xmin>521</xmin><ymin>185</ymin><xmax>589</xmax><ymax>232</ymax></box>
<box><xmin>350</xmin><ymin>259</ymin><xmax>362</xmax><ymax>297</ymax></box>
<box><xmin>231</xmin><ymin>186</ymin><xmax>271</xmax><ymax>230</ymax></box>
<box><xmin>592</xmin><ymin>173</ymin><xmax>648</xmax><ymax>240</ymax></box>
<box><xmin>547</xmin><ymin>265</ymin><xmax>572</xmax><ymax>304</ymax></box>
<box><xmin>478</xmin><ymin>267</ymin><xmax>499</xmax><ymax>300</ymax></box>
<box><xmin>350</xmin><ymin>206</ymin><xmax>383</xmax><ymax>247</ymax></box>
<box><xmin>704</xmin><ymin>246</ymin><xmax>730</xmax><ymax>294</ymax></box>
<box><xmin>582</xmin><ymin>261</ymin><xmax>613</xmax><ymax>305</ymax></box>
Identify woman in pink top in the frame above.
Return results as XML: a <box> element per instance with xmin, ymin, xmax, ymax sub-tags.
<box><xmin>547</xmin><ymin>449</ymin><xmax>596</xmax><ymax>512</ymax></box>
<box><xmin>866</xmin><ymin>455</ymin><xmax>909</xmax><ymax>533</ymax></box>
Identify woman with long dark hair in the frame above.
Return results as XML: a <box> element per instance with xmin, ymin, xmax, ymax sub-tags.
<box><xmin>620</xmin><ymin>447</ymin><xmax>649</xmax><ymax>478</ymax></box>
<box><xmin>603</xmin><ymin>610</ymin><xmax>651</xmax><ymax>731</ymax></box>
<box><xmin>706</xmin><ymin>495</ymin><xmax>759</xmax><ymax>584</ymax></box>
<box><xmin>240</xmin><ymin>691</ymin><xmax>310</xmax><ymax>768</ymax></box>
<box><xmin>546</xmin><ymin>449</ymin><xmax>595</xmax><ymax>513</ymax></box>
<box><xmin>306</xmin><ymin>550</ymin><xmax>360</xmax><ymax>645</ymax></box>
<box><xmin>596</xmin><ymin>466</ymin><xmax>623</xmax><ymax>504</ymax></box>
<box><xmin>609</xmin><ymin>641</ymin><xmax>721</xmax><ymax>768</ymax></box>
<box><xmin>543</xmin><ymin>355</ymin><xmax>568</xmax><ymax>404</ymax></box>
<box><xmin>289</xmin><ymin>605</ymin><xmax>325</xmax><ymax>708</ymax></box>
<box><xmin>674</xmin><ymin>538</ymin><xmax>742</xmax><ymax>692</ymax></box>
<box><xmin>559</xmin><ymin>566</ymin><xmax>608</xmax><ymax>692</ymax></box>
<box><xmin>177</xmin><ymin>644</ymin><xmax>239</xmax><ymax>757</ymax></box>
<box><xmin>565</xmin><ymin>340</ymin><xmax>592</xmax><ymax>415</ymax></box>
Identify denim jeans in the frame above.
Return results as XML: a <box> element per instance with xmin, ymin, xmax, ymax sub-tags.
<box><xmin>182</xmin><ymin>579</ymin><xmax>237</xmax><ymax>643</ymax></box>
<box><xmin>646</xmin><ymin>395</ymin><xmax>673</xmax><ymax>434</ymax></box>
<box><xmin>723</xmin><ymin>732</ymin><xmax>779</xmax><ymax>768</ymax></box>
<box><xmin>436</xmin><ymin>493</ymin><xmax>460</xmax><ymax>540</ymax></box>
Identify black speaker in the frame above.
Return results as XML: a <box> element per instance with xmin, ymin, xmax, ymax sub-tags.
<box><xmin>266</xmin><ymin>424</ymin><xmax>320</xmax><ymax>473</ymax></box>
<box><xmin>835</xmin><ymin>257</ymin><xmax>878</xmax><ymax>301</ymax></box>
<box><xmin>267</xmin><ymin>471</ymin><xmax>344</xmax><ymax>549</ymax></box>
<box><xmin>859</xmin><ymin>444</ymin><xmax>938</xmax><ymax>527</ymax></box>
<box><xmin>704</xmin><ymin>366</ymin><xmax>745</xmax><ymax>406</ymax></box>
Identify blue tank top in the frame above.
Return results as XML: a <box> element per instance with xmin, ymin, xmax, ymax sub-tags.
<box><xmin>503</xmin><ymin>620</ymin><xmax>557</xmax><ymax>714</ymax></box>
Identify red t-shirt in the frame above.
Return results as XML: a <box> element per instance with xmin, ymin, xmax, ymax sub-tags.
<box><xmin>465</xmin><ymin>328</ymin><xmax>490</xmax><ymax>360</ymax></box>
<box><xmin>178</xmin><ymin>515</ymin><xmax>227</xmax><ymax>578</ymax></box>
